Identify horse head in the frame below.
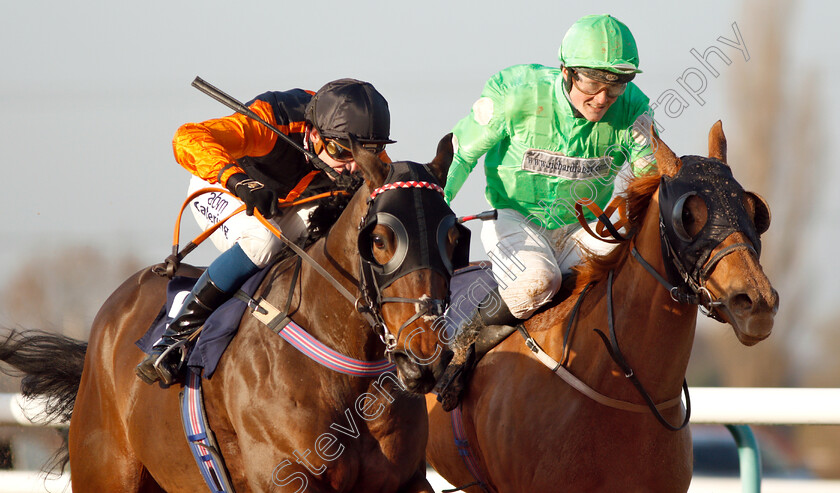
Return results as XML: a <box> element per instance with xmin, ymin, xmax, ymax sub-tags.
<box><xmin>348</xmin><ymin>134</ymin><xmax>462</xmax><ymax>393</ymax></box>
<box><xmin>651</xmin><ymin>121</ymin><xmax>778</xmax><ymax>345</ymax></box>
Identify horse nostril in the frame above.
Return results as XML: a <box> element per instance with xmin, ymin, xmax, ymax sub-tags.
<box><xmin>392</xmin><ymin>352</ymin><xmax>422</xmax><ymax>380</ymax></box>
<box><xmin>730</xmin><ymin>293</ymin><xmax>754</xmax><ymax>315</ymax></box>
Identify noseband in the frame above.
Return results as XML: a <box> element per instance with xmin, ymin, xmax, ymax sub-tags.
<box><xmin>631</xmin><ymin>242</ymin><xmax>755</xmax><ymax>323</ymax></box>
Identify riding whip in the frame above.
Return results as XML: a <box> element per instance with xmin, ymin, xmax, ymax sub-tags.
<box><xmin>190</xmin><ymin>76</ymin><xmax>341</xmax><ymax>180</ymax></box>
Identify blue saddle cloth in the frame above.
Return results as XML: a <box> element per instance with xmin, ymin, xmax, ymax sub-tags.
<box><xmin>135</xmin><ymin>267</ymin><xmax>272</xmax><ymax>379</ymax></box>
<box><xmin>443</xmin><ymin>263</ymin><xmax>498</xmax><ymax>339</ymax></box>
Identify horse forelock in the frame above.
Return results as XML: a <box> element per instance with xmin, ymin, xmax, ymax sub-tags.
<box><xmin>573</xmin><ymin>170</ymin><xmax>661</xmax><ymax>292</ymax></box>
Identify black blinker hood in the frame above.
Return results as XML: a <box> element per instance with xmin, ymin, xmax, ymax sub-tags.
<box><xmin>358</xmin><ymin>161</ymin><xmax>470</xmax><ymax>290</ymax></box>
<box><xmin>658</xmin><ymin>155</ymin><xmax>762</xmax><ymax>284</ymax></box>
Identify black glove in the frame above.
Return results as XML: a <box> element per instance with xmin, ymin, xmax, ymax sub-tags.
<box><xmin>226</xmin><ymin>173</ymin><xmax>278</xmax><ymax>218</ymax></box>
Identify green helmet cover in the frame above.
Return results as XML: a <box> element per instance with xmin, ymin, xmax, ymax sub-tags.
<box><xmin>559</xmin><ymin>14</ymin><xmax>641</xmax><ymax>74</ymax></box>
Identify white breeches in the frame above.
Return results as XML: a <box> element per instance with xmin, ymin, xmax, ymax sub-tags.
<box><xmin>480</xmin><ymin>208</ymin><xmax>617</xmax><ymax>319</ymax></box>
<box><xmin>187</xmin><ymin>175</ymin><xmax>318</xmax><ymax>268</ymax></box>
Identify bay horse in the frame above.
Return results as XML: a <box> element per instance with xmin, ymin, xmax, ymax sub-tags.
<box><xmin>2</xmin><ymin>135</ymin><xmax>463</xmax><ymax>492</ymax></box>
<box><xmin>425</xmin><ymin>122</ymin><xmax>778</xmax><ymax>492</ymax></box>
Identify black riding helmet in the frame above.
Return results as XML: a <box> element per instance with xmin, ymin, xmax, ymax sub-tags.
<box><xmin>305</xmin><ymin>78</ymin><xmax>396</xmax><ymax>145</ymax></box>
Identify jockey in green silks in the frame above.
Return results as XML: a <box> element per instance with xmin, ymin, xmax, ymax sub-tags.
<box><xmin>436</xmin><ymin>14</ymin><xmax>657</xmax><ymax>410</ymax></box>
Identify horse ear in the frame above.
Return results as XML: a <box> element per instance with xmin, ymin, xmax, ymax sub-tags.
<box><xmin>650</xmin><ymin>124</ymin><xmax>681</xmax><ymax>177</ymax></box>
<box><xmin>350</xmin><ymin>135</ymin><xmax>388</xmax><ymax>190</ymax></box>
<box><xmin>426</xmin><ymin>133</ymin><xmax>454</xmax><ymax>186</ymax></box>
<box><xmin>745</xmin><ymin>191</ymin><xmax>771</xmax><ymax>234</ymax></box>
<box><xmin>708</xmin><ymin>120</ymin><xmax>727</xmax><ymax>164</ymax></box>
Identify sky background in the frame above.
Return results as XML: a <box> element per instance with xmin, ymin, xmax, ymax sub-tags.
<box><xmin>1</xmin><ymin>1</ymin><xmax>838</xmax><ymax>334</ymax></box>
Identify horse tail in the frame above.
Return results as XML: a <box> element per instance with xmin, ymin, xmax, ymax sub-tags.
<box><xmin>0</xmin><ymin>329</ymin><xmax>87</xmax><ymax>424</ymax></box>
<box><xmin>0</xmin><ymin>329</ymin><xmax>86</xmax><ymax>474</ymax></box>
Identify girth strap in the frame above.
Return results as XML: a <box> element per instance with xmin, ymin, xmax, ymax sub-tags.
<box><xmin>180</xmin><ymin>370</ymin><xmax>236</xmax><ymax>493</ymax></box>
<box><xmin>444</xmin><ymin>404</ymin><xmax>492</xmax><ymax>493</ymax></box>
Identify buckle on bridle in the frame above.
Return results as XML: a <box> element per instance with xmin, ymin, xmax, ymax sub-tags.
<box><xmin>354</xmin><ymin>297</ymin><xmax>371</xmax><ymax>314</ymax></box>
<box><xmin>378</xmin><ymin>327</ymin><xmax>397</xmax><ymax>352</ymax></box>
<box><xmin>697</xmin><ymin>286</ymin><xmax>723</xmax><ymax>317</ymax></box>
<box><xmin>669</xmin><ymin>286</ymin><xmax>681</xmax><ymax>303</ymax></box>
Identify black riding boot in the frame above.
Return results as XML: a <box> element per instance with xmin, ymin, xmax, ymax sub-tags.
<box><xmin>434</xmin><ymin>289</ymin><xmax>523</xmax><ymax>411</ymax></box>
<box><xmin>135</xmin><ymin>272</ymin><xmax>231</xmax><ymax>385</ymax></box>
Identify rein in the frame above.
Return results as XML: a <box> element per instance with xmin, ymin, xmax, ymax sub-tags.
<box><xmin>249</xmin><ymin>210</ymin><xmax>403</xmax><ymax>352</ymax></box>
<box><xmin>573</xmin><ymin>197</ymin><xmax>630</xmax><ymax>243</ymax></box>
<box><xmin>152</xmin><ymin>185</ymin><xmax>349</xmax><ymax>279</ymax></box>
<box><xmin>151</xmin><ymin>185</ymin><xmax>393</xmax><ymax>354</ymax></box>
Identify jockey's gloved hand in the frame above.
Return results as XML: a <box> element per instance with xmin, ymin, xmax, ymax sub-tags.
<box><xmin>226</xmin><ymin>173</ymin><xmax>279</xmax><ymax>218</ymax></box>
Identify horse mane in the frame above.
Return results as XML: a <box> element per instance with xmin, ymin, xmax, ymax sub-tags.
<box><xmin>301</xmin><ymin>173</ymin><xmax>364</xmax><ymax>246</ymax></box>
<box><xmin>572</xmin><ymin>170</ymin><xmax>661</xmax><ymax>293</ymax></box>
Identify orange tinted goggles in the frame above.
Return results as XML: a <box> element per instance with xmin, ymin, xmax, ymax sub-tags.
<box><xmin>325</xmin><ymin>138</ymin><xmax>386</xmax><ymax>162</ymax></box>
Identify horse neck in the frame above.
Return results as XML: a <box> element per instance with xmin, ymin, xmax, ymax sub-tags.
<box><xmin>570</xmin><ymin>190</ymin><xmax>697</xmax><ymax>402</ymax></box>
<box><xmin>293</xmin><ymin>188</ymin><xmax>385</xmax><ymax>362</ymax></box>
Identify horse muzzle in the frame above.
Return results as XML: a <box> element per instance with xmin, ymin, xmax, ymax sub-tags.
<box><xmin>714</xmin><ymin>283</ymin><xmax>779</xmax><ymax>346</ymax></box>
<box><xmin>390</xmin><ymin>347</ymin><xmax>453</xmax><ymax>394</ymax></box>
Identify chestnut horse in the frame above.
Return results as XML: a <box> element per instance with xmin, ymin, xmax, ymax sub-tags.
<box><xmin>425</xmin><ymin>122</ymin><xmax>778</xmax><ymax>492</ymax></box>
<box><xmin>2</xmin><ymin>136</ymin><xmax>463</xmax><ymax>492</ymax></box>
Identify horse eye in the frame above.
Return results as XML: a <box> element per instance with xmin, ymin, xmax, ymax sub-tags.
<box><xmin>681</xmin><ymin>206</ymin><xmax>695</xmax><ymax>228</ymax></box>
<box><xmin>372</xmin><ymin>234</ymin><xmax>386</xmax><ymax>249</ymax></box>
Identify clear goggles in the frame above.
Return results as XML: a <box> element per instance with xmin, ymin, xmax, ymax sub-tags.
<box><xmin>570</xmin><ymin>69</ymin><xmax>627</xmax><ymax>98</ymax></box>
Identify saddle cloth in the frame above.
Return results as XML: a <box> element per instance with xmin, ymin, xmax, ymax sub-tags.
<box><xmin>443</xmin><ymin>263</ymin><xmax>498</xmax><ymax>339</ymax></box>
<box><xmin>135</xmin><ymin>267</ymin><xmax>271</xmax><ymax>379</ymax></box>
